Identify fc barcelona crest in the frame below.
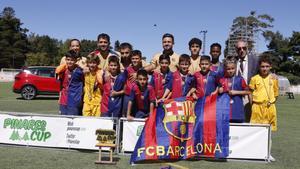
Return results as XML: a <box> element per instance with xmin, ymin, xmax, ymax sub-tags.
<box><xmin>163</xmin><ymin>99</ymin><xmax>196</xmax><ymax>142</ymax></box>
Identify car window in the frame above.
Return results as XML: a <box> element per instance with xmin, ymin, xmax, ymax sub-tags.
<box><xmin>27</xmin><ymin>68</ymin><xmax>38</xmax><ymax>75</ymax></box>
<box><xmin>38</xmin><ymin>69</ymin><xmax>55</xmax><ymax>78</ymax></box>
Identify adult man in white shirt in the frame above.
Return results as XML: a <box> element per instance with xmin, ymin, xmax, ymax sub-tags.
<box><xmin>235</xmin><ymin>40</ymin><xmax>258</xmax><ymax>84</ymax></box>
<box><xmin>235</xmin><ymin>40</ymin><xmax>259</xmax><ymax>122</ymax></box>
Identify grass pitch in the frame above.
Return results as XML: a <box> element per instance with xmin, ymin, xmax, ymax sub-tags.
<box><xmin>0</xmin><ymin>82</ymin><xmax>299</xmax><ymax>169</ymax></box>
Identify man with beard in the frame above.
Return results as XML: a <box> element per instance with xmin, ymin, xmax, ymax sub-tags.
<box><xmin>119</xmin><ymin>42</ymin><xmax>148</xmax><ymax>71</ymax></box>
<box><xmin>89</xmin><ymin>33</ymin><xmax>119</xmax><ymax>70</ymax></box>
<box><xmin>144</xmin><ymin>33</ymin><xmax>179</xmax><ymax>72</ymax></box>
<box><xmin>119</xmin><ymin>42</ymin><xmax>133</xmax><ymax>71</ymax></box>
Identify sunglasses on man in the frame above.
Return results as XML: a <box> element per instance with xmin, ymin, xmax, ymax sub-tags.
<box><xmin>236</xmin><ymin>47</ymin><xmax>247</xmax><ymax>51</ymax></box>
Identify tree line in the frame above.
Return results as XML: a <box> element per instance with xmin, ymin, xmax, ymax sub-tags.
<box><xmin>0</xmin><ymin>7</ymin><xmax>300</xmax><ymax>84</ymax></box>
<box><xmin>0</xmin><ymin>7</ymin><xmax>98</xmax><ymax>68</ymax></box>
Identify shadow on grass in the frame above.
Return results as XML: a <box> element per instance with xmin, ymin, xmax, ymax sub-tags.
<box><xmin>133</xmin><ymin>157</ymin><xmax>227</xmax><ymax>165</ymax></box>
<box><xmin>77</xmin><ymin>149</ymin><xmax>121</xmax><ymax>163</ymax></box>
<box><xmin>16</xmin><ymin>96</ymin><xmax>59</xmax><ymax>100</ymax></box>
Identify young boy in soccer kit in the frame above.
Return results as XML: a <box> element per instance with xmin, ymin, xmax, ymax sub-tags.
<box><xmin>191</xmin><ymin>55</ymin><xmax>218</xmax><ymax>100</ymax></box>
<box><xmin>150</xmin><ymin>54</ymin><xmax>173</xmax><ymax>102</ymax></box>
<box><xmin>210</xmin><ymin>43</ymin><xmax>224</xmax><ymax>77</ymax></box>
<box><xmin>56</xmin><ymin>50</ymin><xmax>84</xmax><ymax>116</ymax></box>
<box><xmin>127</xmin><ymin>69</ymin><xmax>156</xmax><ymax>120</ymax></box>
<box><xmin>122</xmin><ymin>50</ymin><xmax>144</xmax><ymax>116</ymax></box>
<box><xmin>101</xmin><ymin>55</ymin><xmax>126</xmax><ymax>117</ymax></box>
<box><xmin>164</xmin><ymin>54</ymin><xmax>194</xmax><ymax>99</ymax></box>
<box><xmin>218</xmin><ymin>57</ymin><xmax>250</xmax><ymax>123</ymax></box>
<box><xmin>249</xmin><ymin>55</ymin><xmax>279</xmax><ymax>131</ymax></box>
<box><xmin>82</xmin><ymin>53</ymin><xmax>103</xmax><ymax>117</ymax></box>
<box><xmin>188</xmin><ymin>38</ymin><xmax>202</xmax><ymax>75</ymax></box>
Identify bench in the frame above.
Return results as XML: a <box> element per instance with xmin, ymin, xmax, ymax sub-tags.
<box><xmin>286</xmin><ymin>92</ymin><xmax>295</xmax><ymax>99</ymax></box>
<box><xmin>95</xmin><ymin>143</ymin><xmax>116</xmax><ymax>165</ymax></box>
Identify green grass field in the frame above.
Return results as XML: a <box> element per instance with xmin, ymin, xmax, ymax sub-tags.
<box><xmin>1</xmin><ymin>82</ymin><xmax>300</xmax><ymax>169</ymax></box>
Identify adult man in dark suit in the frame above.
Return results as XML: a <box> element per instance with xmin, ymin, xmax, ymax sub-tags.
<box><xmin>235</xmin><ymin>40</ymin><xmax>259</xmax><ymax>122</ymax></box>
<box><xmin>235</xmin><ymin>40</ymin><xmax>259</xmax><ymax>84</ymax></box>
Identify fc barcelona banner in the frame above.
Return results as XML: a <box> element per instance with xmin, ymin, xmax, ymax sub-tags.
<box><xmin>130</xmin><ymin>93</ymin><xmax>230</xmax><ymax>163</ymax></box>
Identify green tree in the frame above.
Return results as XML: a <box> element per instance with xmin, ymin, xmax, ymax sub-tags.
<box><xmin>0</xmin><ymin>7</ymin><xmax>29</xmax><ymax>68</ymax></box>
<box><xmin>226</xmin><ymin>11</ymin><xmax>274</xmax><ymax>56</ymax></box>
<box><xmin>289</xmin><ymin>31</ymin><xmax>300</xmax><ymax>58</ymax></box>
<box><xmin>114</xmin><ymin>40</ymin><xmax>120</xmax><ymax>52</ymax></box>
<box><xmin>27</xmin><ymin>34</ymin><xmax>61</xmax><ymax>65</ymax></box>
<box><xmin>263</xmin><ymin>31</ymin><xmax>290</xmax><ymax>61</ymax></box>
<box><xmin>25</xmin><ymin>52</ymin><xmax>51</xmax><ymax>66</ymax></box>
<box><xmin>264</xmin><ymin>31</ymin><xmax>300</xmax><ymax>84</ymax></box>
<box><xmin>80</xmin><ymin>39</ymin><xmax>97</xmax><ymax>57</ymax></box>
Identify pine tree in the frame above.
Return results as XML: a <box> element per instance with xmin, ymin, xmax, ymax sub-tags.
<box><xmin>0</xmin><ymin>7</ymin><xmax>29</xmax><ymax>68</ymax></box>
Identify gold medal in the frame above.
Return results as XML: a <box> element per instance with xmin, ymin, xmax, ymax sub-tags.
<box><xmin>262</xmin><ymin>76</ymin><xmax>272</xmax><ymax>108</ymax></box>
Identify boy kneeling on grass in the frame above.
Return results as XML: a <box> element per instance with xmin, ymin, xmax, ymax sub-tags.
<box><xmin>127</xmin><ymin>69</ymin><xmax>155</xmax><ymax>120</ymax></box>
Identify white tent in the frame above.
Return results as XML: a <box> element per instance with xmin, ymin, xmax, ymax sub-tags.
<box><xmin>278</xmin><ymin>75</ymin><xmax>291</xmax><ymax>95</ymax></box>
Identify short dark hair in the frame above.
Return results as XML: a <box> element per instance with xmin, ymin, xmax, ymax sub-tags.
<box><xmin>65</xmin><ymin>50</ymin><xmax>79</xmax><ymax>59</ymax></box>
<box><xmin>97</xmin><ymin>33</ymin><xmax>110</xmax><ymax>43</ymax></box>
<box><xmin>69</xmin><ymin>39</ymin><xmax>81</xmax><ymax>47</ymax></box>
<box><xmin>131</xmin><ymin>50</ymin><xmax>142</xmax><ymax>58</ymax></box>
<box><xmin>223</xmin><ymin>56</ymin><xmax>237</xmax><ymax>68</ymax></box>
<box><xmin>210</xmin><ymin>43</ymin><xmax>222</xmax><ymax>50</ymax></box>
<box><xmin>119</xmin><ymin>42</ymin><xmax>133</xmax><ymax>51</ymax></box>
<box><xmin>179</xmin><ymin>54</ymin><xmax>191</xmax><ymax>64</ymax></box>
<box><xmin>137</xmin><ymin>69</ymin><xmax>148</xmax><ymax>78</ymax></box>
<box><xmin>200</xmin><ymin>55</ymin><xmax>211</xmax><ymax>63</ymax></box>
<box><xmin>259</xmin><ymin>54</ymin><xmax>272</xmax><ymax>65</ymax></box>
<box><xmin>162</xmin><ymin>33</ymin><xmax>174</xmax><ymax>43</ymax></box>
<box><xmin>87</xmin><ymin>53</ymin><xmax>100</xmax><ymax>64</ymax></box>
<box><xmin>159</xmin><ymin>54</ymin><xmax>170</xmax><ymax>63</ymax></box>
<box><xmin>108</xmin><ymin>55</ymin><xmax>120</xmax><ymax>65</ymax></box>
<box><xmin>188</xmin><ymin>38</ymin><xmax>202</xmax><ymax>48</ymax></box>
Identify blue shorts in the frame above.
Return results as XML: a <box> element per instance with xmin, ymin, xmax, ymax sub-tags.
<box><xmin>59</xmin><ymin>105</ymin><xmax>81</xmax><ymax>116</ymax></box>
<box><xmin>135</xmin><ymin>111</ymin><xmax>149</xmax><ymax>118</ymax></box>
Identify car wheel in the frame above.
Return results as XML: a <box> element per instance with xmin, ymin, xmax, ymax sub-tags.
<box><xmin>21</xmin><ymin>85</ymin><xmax>37</xmax><ymax>100</ymax></box>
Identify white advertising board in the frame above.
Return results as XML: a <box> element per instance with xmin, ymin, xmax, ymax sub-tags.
<box><xmin>121</xmin><ymin>119</ymin><xmax>270</xmax><ymax>160</ymax></box>
<box><xmin>0</xmin><ymin>113</ymin><xmax>114</xmax><ymax>150</ymax></box>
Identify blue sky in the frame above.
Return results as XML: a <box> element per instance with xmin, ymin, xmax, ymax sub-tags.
<box><xmin>1</xmin><ymin>0</ymin><xmax>299</xmax><ymax>61</ymax></box>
